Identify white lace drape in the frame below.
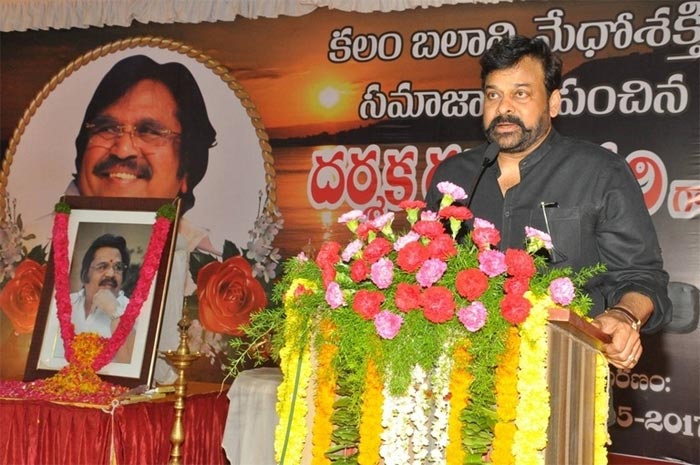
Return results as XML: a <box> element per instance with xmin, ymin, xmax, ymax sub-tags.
<box><xmin>1</xmin><ymin>0</ymin><xmax>510</xmax><ymax>32</ymax></box>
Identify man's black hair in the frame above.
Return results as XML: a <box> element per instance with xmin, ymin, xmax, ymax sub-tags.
<box><xmin>80</xmin><ymin>233</ymin><xmax>131</xmax><ymax>284</ymax></box>
<box><xmin>480</xmin><ymin>35</ymin><xmax>563</xmax><ymax>95</ymax></box>
<box><xmin>74</xmin><ymin>55</ymin><xmax>217</xmax><ymax>212</ymax></box>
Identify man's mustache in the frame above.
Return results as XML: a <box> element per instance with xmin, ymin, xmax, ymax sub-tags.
<box><xmin>486</xmin><ymin>114</ymin><xmax>527</xmax><ymax>133</ymax></box>
<box><xmin>93</xmin><ymin>155</ymin><xmax>152</xmax><ymax>179</ymax></box>
<box><xmin>99</xmin><ymin>277</ymin><xmax>119</xmax><ymax>288</ymax></box>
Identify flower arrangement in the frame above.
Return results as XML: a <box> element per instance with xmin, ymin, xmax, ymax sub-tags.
<box><xmin>238</xmin><ymin>182</ymin><xmax>610</xmax><ymax>465</ymax></box>
<box><xmin>0</xmin><ymin>193</ymin><xmax>47</xmax><ymax>335</ymax></box>
<box><xmin>186</xmin><ymin>192</ymin><xmax>283</xmax><ymax>374</ymax></box>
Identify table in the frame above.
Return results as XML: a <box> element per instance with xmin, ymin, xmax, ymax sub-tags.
<box><xmin>223</xmin><ymin>367</ymin><xmax>282</xmax><ymax>465</ymax></box>
<box><xmin>0</xmin><ymin>382</ymin><xmax>229</xmax><ymax>465</ymax></box>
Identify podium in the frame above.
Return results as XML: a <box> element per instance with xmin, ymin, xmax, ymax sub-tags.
<box><xmin>547</xmin><ymin>308</ymin><xmax>611</xmax><ymax>465</ymax></box>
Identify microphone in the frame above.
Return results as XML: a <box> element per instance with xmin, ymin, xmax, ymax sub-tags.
<box><xmin>466</xmin><ymin>143</ymin><xmax>499</xmax><ymax>208</ymax></box>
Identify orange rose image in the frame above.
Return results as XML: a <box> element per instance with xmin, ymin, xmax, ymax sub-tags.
<box><xmin>0</xmin><ymin>259</ymin><xmax>47</xmax><ymax>334</ymax></box>
<box><xmin>196</xmin><ymin>256</ymin><xmax>268</xmax><ymax>336</ymax></box>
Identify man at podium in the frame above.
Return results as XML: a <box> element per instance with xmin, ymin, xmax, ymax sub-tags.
<box><xmin>426</xmin><ymin>35</ymin><xmax>672</xmax><ymax>370</ymax></box>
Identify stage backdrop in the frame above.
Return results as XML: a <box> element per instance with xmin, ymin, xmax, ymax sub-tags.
<box><xmin>1</xmin><ymin>2</ymin><xmax>698</xmax><ymax>462</ymax></box>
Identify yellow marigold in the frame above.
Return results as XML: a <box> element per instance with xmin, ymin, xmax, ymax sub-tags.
<box><xmin>275</xmin><ymin>295</ymin><xmax>313</xmax><ymax>465</ymax></box>
<box><xmin>594</xmin><ymin>353</ymin><xmax>611</xmax><ymax>465</ymax></box>
<box><xmin>311</xmin><ymin>339</ymin><xmax>338</xmax><ymax>465</ymax></box>
<box><xmin>491</xmin><ymin>326</ymin><xmax>520</xmax><ymax>464</ymax></box>
<box><xmin>358</xmin><ymin>358</ymin><xmax>383</xmax><ymax>465</ymax></box>
<box><xmin>513</xmin><ymin>292</ymin><xmax>551</xmax><ymax>465</ymax></box>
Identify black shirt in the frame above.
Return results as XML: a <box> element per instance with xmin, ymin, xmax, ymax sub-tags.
<box><xmin>425</xmin><ymin>129</ymin><xmax>672</xmax><ymax>332</ymax></box>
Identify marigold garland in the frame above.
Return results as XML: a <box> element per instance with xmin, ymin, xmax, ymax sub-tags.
<box><xmin>513</xmin><ymin>292</ymin><xmax>551</xmax><ymax>465</ymax></box>
<box><xmin>311</xmin><ymin>320</ymin><xmax>338</xmax><ymax>465</ymax></box>
<box><xmin>275</xmin><ymin>279</ymin><xmax>315</xmax><ymax>465</ymax></box>
<box><xmin>445</xmin><ymin>340</ymin><xmax>472</xmax><ymax>465</ymax></box>
<box><xmin>594</xmin><ymin>353</ymin><xmax>611</xmax><ymax>465</ymax></box>
<box><xmin>491</xmin><ymin>327</ymin><xmax>521</xmax><ymax>465</ymax></box>
<box><xmin>358</xmin><ymin>358</ymin><xmax>383</xmax><ymax>465</ymax></box>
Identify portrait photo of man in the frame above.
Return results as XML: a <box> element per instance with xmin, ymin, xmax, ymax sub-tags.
<box><xmin>70</xmin><ymin>233</ymin><xmax>134</xmax><ymax>364</ymax></box>
<box><xmin>5</xmin><ymin>47</ymin><xmax>269</xmax><ymax>257</ymax></box>
<box><xmin>65</xmin><ymin>54</ymin><xmax>218</xmax><ymax>252</ymax></box>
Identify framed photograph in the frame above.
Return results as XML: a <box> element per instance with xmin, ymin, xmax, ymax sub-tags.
<box><xmin>24</xmin><ymin>196</ymin><xmax>181</xmax><ymax>388</ymax></box>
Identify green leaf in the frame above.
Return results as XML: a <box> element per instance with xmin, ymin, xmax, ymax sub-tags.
<box><xmin>156</xmin><ymin>203</ymin><xmax>177</xmax><ymax>221</ymax></box>
<box><xmin>26</xmin><ymin>244</ymin><xmax>48</xmax><ymax>265</ymax></box>
<box><xmin>189</xmin><ymin>250</ymin><xmax>218</xmax><ymax>282</ymax></box>
<box><xmin>54</xmin><ymin>201</ymin><xmax>71</xmax><ymax>214</ymax></box>
<box><xmin>222</xmin><ymin>240</ymin><xmax>242</xmax><ymax>260</ymax></box>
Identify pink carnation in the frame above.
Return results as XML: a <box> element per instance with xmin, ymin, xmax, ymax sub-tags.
<box><xmin>549</xmin><ymin>277</ymin><xmax>575</xmax><ymax>306</ymax></box>
<box><xmin>374</xmin><ymin>311</ymin><xmax>403</xmax><ymax>339</ymax></box>
<box><xmin>472</xmin><ymin>218</ymin><xmax>501</xmax><ymax>250</ymax></box>
<box><xmin>325</xmin><ymin>281</ymin><xmax>345</xmax><ymax>309</ymax></box>
<box><xmin>342</xmin><ymin>239</ymin><xmax>364</xmax><ymax>262</ymax></box>
<box><xmin>478</xmin><ymin>249</ymin><xmax>507</xmax><ymax>277</ymax></box>
<box><xmin>416</xmin><ymin>258</ymin><xmax>447</xmax><ymax>287</ymax></box>
<box><xmin>437</xmin><ymin>181</ymin><xmax>467</xmax><ymax>201</ymax></box>
<box><xmin>394</xmin><ymin>231</ymin><xmax>420</xmax><ymax>251</ymax></box>
<box><xmin>370</xmin><ymin>257</ymin><xmax>394</xmax><ymax>289</ymax></box>
<box><xmin>457</xmin><ymin>302</ymin><xmax>487</xmax><ymax>332</ymax></box>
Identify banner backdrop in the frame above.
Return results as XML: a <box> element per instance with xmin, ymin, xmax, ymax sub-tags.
<box><xmin>1</xmin><ymin>2</ymin><xmax>698</xmax><ymax>462</ymax></box>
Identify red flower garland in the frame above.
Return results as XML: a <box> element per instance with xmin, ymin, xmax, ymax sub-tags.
<box><xmin>52</xmin><ymin>210</ymin><xmax>172</xmax><ymax>371</ymax></box>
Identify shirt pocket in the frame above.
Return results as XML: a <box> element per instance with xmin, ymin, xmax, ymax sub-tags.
<box><xmin>529</xmin><ymin>207</ymin><xmax>581</xmax><ymax>261</ymax></box>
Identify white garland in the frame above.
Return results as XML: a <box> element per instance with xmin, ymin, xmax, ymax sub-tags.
<box><xmin>408</xmin><ymin>365</ymin><xmax>431</xmax><ymax>464</ymax></box>
<box><xmin>380</xmin><ymin>383</ymin><xmax>412</xmax><ymax>465</ymax></box>
<box><xmin>428</xmin><ymin>353</ymin><xmax>452</xmax><ymax>464</ymax></box>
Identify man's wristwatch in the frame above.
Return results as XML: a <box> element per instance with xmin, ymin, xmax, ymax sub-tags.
<box><xmin>604</xmin><ymin>306</ymin><xmax>641</xmax><ymax>332</ymax></box>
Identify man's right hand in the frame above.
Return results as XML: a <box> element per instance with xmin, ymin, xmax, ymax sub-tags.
<box><xmin>92</xmin><ymin>289</ymin><xmax>120</xmax><ymax>319</ymax></box>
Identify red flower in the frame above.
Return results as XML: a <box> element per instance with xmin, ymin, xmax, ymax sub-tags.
<box><xmin>363</xmin><ymin>237</ymin><xmax>393</xmax><ymax>264</ymax></box>
<box><xmin>321</xmin><ymin>266</ymin><xmax>336</xmax><ymax>287</ymax></box>
<box><xmin>197</xmin><ymin>256</ymin><xmax>268</xmax><ymax>336</ymax></box>
<box><xmin>356</xmin><ymin>223</ymin><xmax>377</xmax><ymax>240</ymax></box>
<box><xmin>294</xmin><ymin>283</ymin><xmax>312</xmax><ymax>299</ymax></box>
<box><xmin>412</xmin><ymin>220</ymin><xmax>445</xmax><ymax>240</ymax></box>
<box><xmin>352</xmin><ymin>290</ymin><xmax>385</xmax><ymax>320</ymax></box>
<box><xmin>427</xmin><ymin>234</ymin><xmax>458</xmax><ymax>260</ymax></box>
<box><xmin>421</xmin><ymin>286</ymin><xmax>455</xmax><ymax>323</ymax></box>
<box><xmin>399</xmin><ymin>200</ymin><xmax>426</xmax><ymax>210</ymax></box>
<box><xmin>505</xmin><ymin>249</ymin><xmax>536</xmax><ymax>279</ymax></box>
<box><xmin>472</xmin><ymin>226</ymin><xmax>501</xmax><ymax>250</ymax></box>
<box><xmin>500</xmin><ymin>293</ymin><xmax>532</xmax><ymax>324</ymax></box>
<box><xmin>316</xmin><ymin>241</ymin><xmax>342</xmax><ymax>269</ymax></box>
<box><xmin>504</xmin><ymin>277</ymin><xmax>530</xmax><ymax>297</ymax></box>
<box><xmin>396</xmin><ymin>241</ymin><xmax>430</xmax><ymax>272</ymax></box>
<box><xmin>0</xmin><ymin>259</ymin><xmax>46</xmax><ymax>334</ymax></box>
<box><xmin>438</xmin><ymin>205</ymin><xmax>473</xmax><ymax>221</ymax></box>
<box><xmin>455</xmin><ymin>268</ymin><xmax>489</xmax><ymax>301</ymax></box>
<box><xmin>350</xmin><ymin>259</ymin><xmax>370</xmax><ymax>283</ymax></box>
<box><xmin>395</xmin><ymin>282</ymin><xmax>422</xmax><ymax>312</ymax></box>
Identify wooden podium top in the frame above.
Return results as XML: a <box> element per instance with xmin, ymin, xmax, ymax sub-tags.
<box><xmin>548</xmin><ymin>307</ymin><xmax>612</xmax><ymax>350</ymax></box>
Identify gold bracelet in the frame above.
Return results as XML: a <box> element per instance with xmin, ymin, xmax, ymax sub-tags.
<box><xmin>605</xmin><ymin>306</ymin><xmax>641</xmax><ymax>332</ymax></box>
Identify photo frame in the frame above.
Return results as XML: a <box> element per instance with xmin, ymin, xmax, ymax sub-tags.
<box><xmin>24</xmin><ymin>196</ymin><xmax>181</xmax><ymax>388</ymax></box>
